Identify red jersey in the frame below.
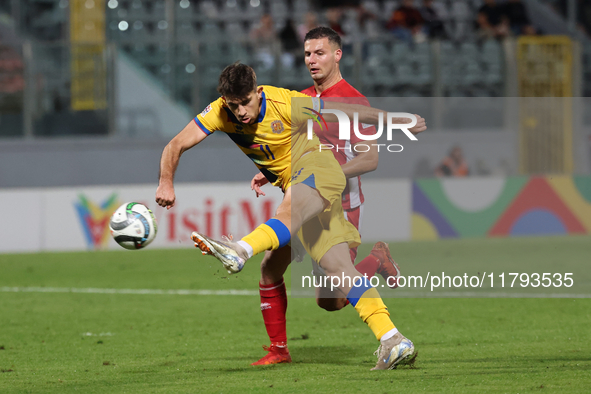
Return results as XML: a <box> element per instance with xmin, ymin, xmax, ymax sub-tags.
<box><xmin>301</xmin><ymin>79</ymin><xmax>376</xmax><ymax>210</ymax></box>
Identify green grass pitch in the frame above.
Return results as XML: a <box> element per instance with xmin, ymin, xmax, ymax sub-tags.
<box><xmin>1</xmin><ymin>236</ymin><xmax>590</xmax><ymax>393</ymax></box>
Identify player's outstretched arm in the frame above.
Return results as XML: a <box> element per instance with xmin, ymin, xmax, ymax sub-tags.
<box><xmin>322</xmin><ymin>101</ymin><xmax>427</xmax><ymax>135</ymax></box>
<box><xmin>156</xmin><ymin>120</ymin><xmax>208</xmax><ymax>209</ymax></box>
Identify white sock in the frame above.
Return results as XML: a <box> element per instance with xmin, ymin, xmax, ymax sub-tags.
<box><xmin>380</xmin><ymin>328</ymin><xmax>399</xmax><ymax>343</ymax></box>
<box><xmin>237</xmin><ymin>240</ymin><xmax>254</xmax><ymax>259</ymax></box>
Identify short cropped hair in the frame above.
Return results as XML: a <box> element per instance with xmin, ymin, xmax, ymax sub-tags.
<box><xmin>217</xmin><ymin>62</ymin><xmax>257</xmax><ymax>99</ymax></box>
<box><xmin>304</xmin><ymin>27</ymin><xmax>342</xmax><ymax>49</ymax></box>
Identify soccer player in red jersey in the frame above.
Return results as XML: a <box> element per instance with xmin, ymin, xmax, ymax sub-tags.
<box><xmin>249</xmin><ymin>27</ymin><xmax>402</xmax><ymax>366</ymax></box>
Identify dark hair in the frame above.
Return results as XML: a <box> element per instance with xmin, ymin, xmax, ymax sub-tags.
<box><xmin>304</xmin><ymin>26</ymin><xmax>342</xmax><ymax>49</ymax></box>
<box><xmin>217</xmin><ymin>62</ymin><xmax>257</xmax><ymax>99</ymax></box>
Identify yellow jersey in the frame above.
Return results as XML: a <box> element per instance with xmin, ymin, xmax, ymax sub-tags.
<box><xmin>194</xmin><ymin>85</ymin><xmax>323</xmax><ymax>190</ymax></box>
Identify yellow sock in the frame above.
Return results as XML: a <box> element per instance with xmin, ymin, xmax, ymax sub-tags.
<box><xmin>241</xmin><ymin>218</ymin><xmax>291</xmax><ymax>256</ymax></box>
<box><xmin>348</xmin><ymin>279</ymin><xmax>396</xmax><ymax>340</ymax></box>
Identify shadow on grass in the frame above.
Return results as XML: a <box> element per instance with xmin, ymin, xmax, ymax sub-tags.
<box><xmin>290</xmin><ymin>345</ymin><xmax>373</xmax><ymax>366</ymax></box>
<box><xmin>433</xmin><ymin>355</ymin><xmax>591</xmax><ymax>365</ymax></box>
<box><xmin>210</xmin><ymin>344</ymin><xmax>374</xmax><ymax>372</ymax></box>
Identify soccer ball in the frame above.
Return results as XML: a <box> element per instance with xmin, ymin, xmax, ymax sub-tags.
<box><xmin>109</xmin><ymin>202</ymin><xmax>158</xmax><ymax>250</ymax></box>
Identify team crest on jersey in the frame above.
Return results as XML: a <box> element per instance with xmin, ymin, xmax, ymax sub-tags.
<box><xmin>271</xmin><ymin>120</ymin><xmax>284</xmax><ymax>134</ymax></box>
<box><xmin>200</xmin><ymin>105</ymin><xmax>212</xmax><ymax>117</ymax></box>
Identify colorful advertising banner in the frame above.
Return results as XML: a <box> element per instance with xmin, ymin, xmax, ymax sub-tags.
<box><xmin>1</xmin><ymin>176</ymin><xmax>590</xmax><ymax>253</ymax></box>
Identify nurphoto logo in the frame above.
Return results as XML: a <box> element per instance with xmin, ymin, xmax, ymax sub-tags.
<box><xmin>306</xmin><ymin>109</ymin><xmax>418</xmax><ymax>153</ymax></box>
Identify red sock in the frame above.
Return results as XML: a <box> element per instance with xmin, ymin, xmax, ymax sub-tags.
<box><xmin>259</xmin><ymin>279</ymin><xmax>287</xmax><ymax>344</ymax></box>
<box><xmin>355</xmin><ymin>255</ymin><xmax>380</xmax><ymax>278</ymax></box>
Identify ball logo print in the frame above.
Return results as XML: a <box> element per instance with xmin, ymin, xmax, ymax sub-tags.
<box><xmin>110</xmin><ymin>202</ymin><xmax>158</xmax><ymax>250</ymax></box>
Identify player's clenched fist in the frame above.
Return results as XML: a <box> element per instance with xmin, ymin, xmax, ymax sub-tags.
<box><xmin>409</xmin><ymin>114</ymin><xmax>427</xmax><ymax>135</ymax></box>
<box><xmin>155</xmin><ymin>183</ymin><xmax>176</xmax><ymax>209</ymax></box>
<box><xmin>390</xmin><ymin>114</ymin><xmax>427</xmax><ymax>135</ymax></box>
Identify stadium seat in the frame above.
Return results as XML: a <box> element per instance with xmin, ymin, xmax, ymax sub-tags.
<box><xmin>412</xmin><ymin>42</ymin><xmax>431</xmax><ymax>63</ymax></box>
<box><xmin>176</xmin><ymin>3</ymin><xmax>193</xmax><ymax>22</ymax></box>
<box><xmin>220</xmin><ymin>0</ymin><xmax>243</xmax><ymax>22</ymax></box>
<box><xmin>367</xmin><ymin>42</ymin><xmax>390</xmax><ymax>63</ymax></box>
<box><xmin>432</xmin><ymin>0</ymin><xmax>449</xmax><ymax>21</ymax></box>
<box><xmin>396</xmin><ymin>63</ymin><xmax>414</xmax><ymax>85</ymax></box>
<box><xmin>482</xmin><ymin>39</ymin><xmax>502</xmax><ymax>64</ymax></box>
<box><xmin>342</xmin><ymin>9</ymin><xmax>362</xmax><ymax>38</ymax></box>
<box><xmin>392</xmin><ymin>42</ymin><xmax>411</xmax><ymax>62</ymax></box>
<box><xmin>129</xmin><ymin>0</ymin><xmax>150</xmax><ymax>20</ymax></box>
<box><xmin>460</xmin><ymin>42</ymin><xmax>479</xmax><ymax>60</ymax></box>
<box><xmin>129</xmin><ymin>20</ymin><xmax>147</xmax><ymax>42</ymax></box>
<box><xmin>151</xmin><ymin>21</ymin><xmax>169</xmax><ymax>41</ymax></box>
<box><xmin>197</xmin><ymin>66</ymin><xmax>222</xmax><ymax>102</ymax></box>
<box><xmin>199</xmin><ymin>0</ymin><xmax>219</xmax><ymax>19</ymax></box>
<box><xmin>462</xmin><ymin>61</ymin><xmax>483</xmax><ymax>86</ymax></box>
<box><xmin>401</xmin><ymin>89</ymin><xmax>422</xmax><ymax>97</ymax></box>
<box><xmin>441</xmin><ymin>64</ymin><xmax>460</xmax><ymax>88</ymax></box>
<box><xmin>228</xmin><ymin>42</ymin><xmax>250</xmax><ymax>63</ymax></box>
<box><xmin>95</xmin><ymin>0</ymin><xmax>511</xmax><ymax>106</ymax></box>
<box><xmin>255</xmin><ymin>66</ymin><xmax>274</xmax><ymax>86</ymax></box>
<box><xmin>361</xmin><ymin>0</ymin><xmax>381</xmax><ymax>15</ymax></box>
<box><xmin>270</xmin><ymin>0</ymin><xmax>289</xmax><ymax>21</ymax></box>
<box><xmin>152</xmin><ymin>0</ymin><xmax>167</xmax><ymax>19</ymax></box>
<box><xmin>363</xmin><ymin>19</ymin><xmax>384</xmax><ymax>39</ymax></box>
<box><xmin>340</xmin><ymin>56</ymin><xmax>356</xmax><ymax>81</ymax></box>
<box><xmin>293</xmin><ymin>1</ymin><xmax>309</xmax><ymax>21</ymax></box>
<box><xmin>449</xmin><ymin>0</ymin><xmax>473</xmax><ymax>41</ymax></box>
<box><xmin>414</xmin><ymin>63</ymin><xmax>432</xmax><ymax>85</ymax></box>
<box><xmin>471</xmin><ymin>88</ymin><xmax>493</xmax><ymax>97</ymax></box>
<box><xmin>200</xmin><ymin>42</ymin><xmax>226</xmax><ymax>66</ymax></box>
<box><xmin>244</xmin><ymin>1</ymin><xmax>264</xmax><ymax>20</ymax></box>
<box><xmin>484</xmin><ymin>64</ymin><xmax>502</xmax><ymax>85</ymax></box>
<box><xmin>225</xmin><ymin>22</ymin><xmax>246</xmax><ymax>38</ymax></box>
<box><xmin>176</xmin><ymin>21</ymin><xmax>196</xmax><ymax>38</ymax></box>
<box><xmin>383</xmin><ymin>0</ymin><xmax>399</xmax><ymax>18</ymax></box>
<box><xmin>175</xmin><ymin>43</ymin><xmax>192</xmax><ymax>63</ymax></box>
<box><xmin>278</xmin><ymin>63</ymin><xmax>311</xmax><ymax>89</ymax></box>
<box><xmin>440</xmin><ymin>41</ymin><xmax>456</xmax><ymax>55</ymax></box>
<box><xmin>201</xmin><ymin>22</ymin><xmax>223</xmax><ymax>41</ymax></box>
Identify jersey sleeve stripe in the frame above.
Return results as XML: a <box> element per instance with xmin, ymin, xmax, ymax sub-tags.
<box><xmin>193</xmin><ymin>117</ymin><xmax>213</xmax><ymax>135</ymax></box>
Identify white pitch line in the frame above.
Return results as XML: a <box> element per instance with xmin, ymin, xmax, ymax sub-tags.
<box><xmin>0</xmin><ymin>286</ymin><xmax>258</xmax><ymax>296</ymax></box>
<box><xmin>0</xmin><ymin>286</ymin><xmax>589</xmax><ymax>298</ymax></box>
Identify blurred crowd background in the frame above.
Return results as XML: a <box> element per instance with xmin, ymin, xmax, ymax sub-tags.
<box><xmin>0</xmin><ymin>0</ymin><xmax>590</xmax><ymax>185</ymax></box>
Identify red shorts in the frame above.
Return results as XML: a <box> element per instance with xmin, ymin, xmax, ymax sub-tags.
<box><xmin>343</xmin><ymin>204</ymin><xmax>363</xmax><ymax>263</ymax></box>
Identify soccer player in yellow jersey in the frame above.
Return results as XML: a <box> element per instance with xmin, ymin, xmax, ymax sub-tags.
<box><xmin>156</xmin><ymin>63</ymin><xmax>426</xmax><ymax>370</ymax></box>
<box><xmin>249</xmin><ymin>27</ymin><xmax>406</xmax><ymax>367</ymax></box>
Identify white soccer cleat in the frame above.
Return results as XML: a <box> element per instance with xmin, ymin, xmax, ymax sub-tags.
<box><xmin>191</xmin><ymin>232</ymin><xmax>246</xmax><ymax>274</ymax></box>
<box><xmin>371</xmin><ymin>334</ymin><xmax>416</xmax><ymax>371</ymax></box>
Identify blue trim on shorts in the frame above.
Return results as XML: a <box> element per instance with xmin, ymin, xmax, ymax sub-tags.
<box><xmin>347</xmin><ymin>277</ymin><xmax>373</xmax><ymax>307</ymax></box>
<box><xmin>265</xmin><ymin>218</ymin><xmax>291</xmax><ymax>248</ymax></box>
<box><xmin>301</xmin><ymin>174</ymin><xmax>316</xmax><ymax>189</ymax></box>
